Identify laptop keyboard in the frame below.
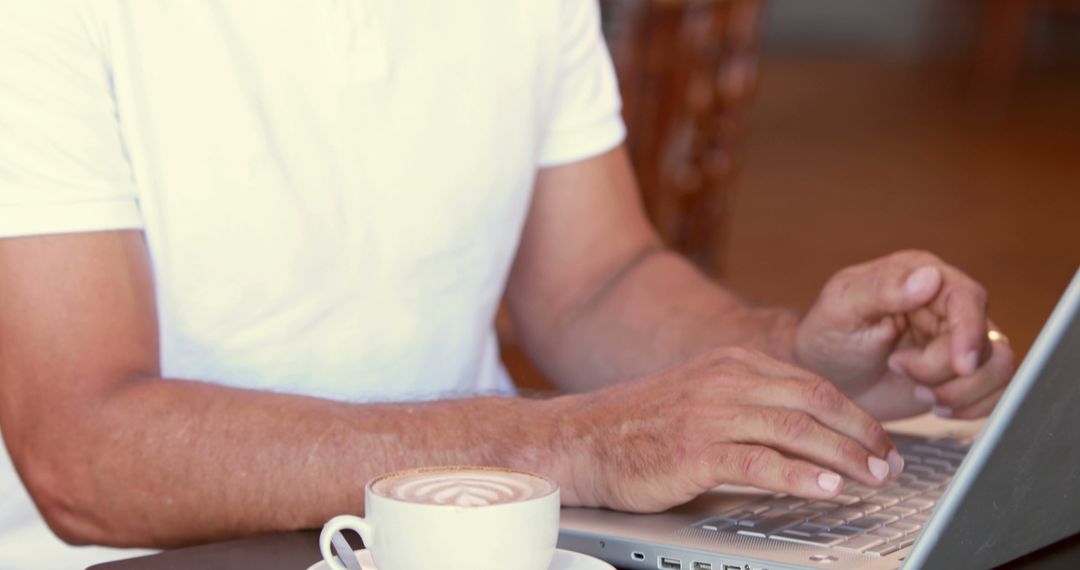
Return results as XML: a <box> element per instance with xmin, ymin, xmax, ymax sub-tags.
<box><xmin>694</xmin><ymin>437</ymin><xmax>971</xmax><ymax>558</ymax></box>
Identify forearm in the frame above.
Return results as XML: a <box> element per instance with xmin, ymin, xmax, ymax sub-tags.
<box><xmin>528</xmin><ymin>248</ymin><xmax>799</xmax><ymax>391</ymax></box>
<box><xmin>31</xmin><ymin>376</ymin><xmax>562</xmax><ymax>548</ymax></box>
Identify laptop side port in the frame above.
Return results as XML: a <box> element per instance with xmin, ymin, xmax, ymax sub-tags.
<box><xmin>632</xmin><ymin>552</ymin><xmax>646</xmax><ymax>561</ymax></box>
<box><xmin>692</xmin><ymin>562</ymin><xmax>713</xmax><ymax>570</ymax></box>
<box><xmin>659</xmin><ymin>556</ymin><xmax>682</xmax><ymax>569</ymax></box>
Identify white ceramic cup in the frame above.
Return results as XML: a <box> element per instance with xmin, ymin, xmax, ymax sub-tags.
<box><xmin>319</xmin><ymin>466</ymin><xmax>560</xmax><ymax>570</ymax></box>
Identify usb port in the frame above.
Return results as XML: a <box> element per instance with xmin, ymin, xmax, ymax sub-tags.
<box><xmin>692</xmin><ymin>563</ymin><xmax>713</xmax><ymax>570</ymax></box>
<box><xmin>659</xmin><ymin>557</ymin><xmax>682</xmax><ymax>569</ymax></box>
<box><xmin>722</xmin><ymin>566</ymin><xmax>740</xmax><ymax>570</ymax></box>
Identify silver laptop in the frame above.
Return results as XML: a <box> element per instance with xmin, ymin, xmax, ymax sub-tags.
<box><xmin>559</xmin><ymin>267</ymin><xmax>1080</xmax><ymax>570</ymax></box>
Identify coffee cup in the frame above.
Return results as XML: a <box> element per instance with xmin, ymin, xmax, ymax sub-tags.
<box><xmin>319</xmin><ymin>465</ymin><xmax>560</xmax><ymax>570</ymax></box>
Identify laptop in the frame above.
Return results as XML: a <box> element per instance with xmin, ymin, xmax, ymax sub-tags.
<box><xmin>558</xmin><ymin>267</ymin><xmax>1080</xmax><ymax>570</ymax></box>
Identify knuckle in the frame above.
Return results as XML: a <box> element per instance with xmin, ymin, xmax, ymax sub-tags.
<box><xmin>781</xmin><ymin>464</ymin><xmax>804</xmax><ymax>489</ymax></box>
<box><xmin>737</xmin><ymin>447</ymin><xmax>772</xmax><ymax>480</ymax></box>
<box><xmin>804</xmin><ymin>377</ymin><xmax>841</xmax><ymax>412</ymax></box>
<box><xmin>705</xmin><ymin>345</ymin><xmax>747</xmax><ymax>367</ymax></box>
<box><xmin>970</xmin><ymin>284</ymin><xmax>989</xmax><ymax>306</ymax></box>
<box><xmin>863</xmin><ymin>420</ymin><xmax>891</xmax><ymax>452</ymax></box>
<box><xmin>774</xmin><ymin>410</ymin><xmax>813</xmax><ymax>441</ymax></box>
<box><xmin>836</xmin><ymin>437</ymin><xmax>866</xmax><ymax>464</ymax></box>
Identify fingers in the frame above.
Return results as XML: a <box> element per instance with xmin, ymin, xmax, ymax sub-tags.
<box><xmin>827</xmin><ymin>261</ymin><xmax>944</xmax><ymax>322</ymax></box>
<box><xmin>951</xmin><ymin>386</ymin><xmax>1007</xmax><ymax>420</ymax></box>
<box><xmin>945</xmin><ymin>286</ymin><xmax>990</xmax><ymax>376</ymax></box>
<box><xmin>921</xmin><ymin>339</ymin><xmax>1015</xmax><ymax>417</ymax></box>
<box><xmin>702</xmin><ymin>443</ymin><xmax>846</xmax><ymax>500</ymax></box>
<box><xmin>888</xmin><ymin>335</ymin><xmax>954</xmax><ymax>386</ymax></box>
<box><xmin>740</xmin><ymin>375</ymin><xmax>899</xmax><ymax>470</ymax></box>
<box><xmin>718</xmin><ymin>407</ymin><xmax>897</xmax><ymax>487</ymax></box>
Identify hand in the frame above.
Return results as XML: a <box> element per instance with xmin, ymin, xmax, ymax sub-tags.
<box><xmin>794</xmin><ymin>250</ymin><xmax>1016</xmax><ymax>421</ymax></box>
<box><xmin>554</xmin><ymin>347</ymin><xmax>904</xmax><ymax>513</ymax></box>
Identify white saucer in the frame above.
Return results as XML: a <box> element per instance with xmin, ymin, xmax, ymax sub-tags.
<box><xmin>306</xmin><ymin>548</ymin><xmax>615</xmax><ymax>570</ymax></box>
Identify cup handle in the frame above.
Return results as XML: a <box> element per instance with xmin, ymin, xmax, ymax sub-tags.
<box><xmin>320</xmin><ymin>515</ymin><xmax>375</xmax><ymax>570</ymax></box>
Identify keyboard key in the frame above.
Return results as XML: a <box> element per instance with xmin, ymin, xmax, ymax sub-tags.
<box><xmin>805</xmin><ymin>501</ymin><xmax>840</xmax><ymax>511</ymax></box>
<box><xmin>700</xmin><ymin>521</ymin><xmax>734</xmax><ymax>532</ymax></box>
<box><xmin>866</xmin><ymin>513</ymin><xmax>900</xmax><ymax>526</ymax></box>
<box><xmin>880</xmin><ymin>488</ymin><xmax>919</xmax><ymax>501</ymax></box>
<box><xmin>911</xmin><ymin>444</ymin><xmax>943</xmax><ymax>457</ymax></box>
<box><xmin>836</xmin><ymin>535</ymin><xmax>886</xmax><ymax>552</ymax></box>
<box><xmin>832</xmin><ymin>508</ymin><xmax>866</xmax><ymax>522</ymax></box>
<box><xmin>924</xmin><ymin>489</ymin><xmax>946</xmax><ymax>501</ymax></box>
<box><xmin>899</xmin><ymin>498</ymin><xmax>935</xmax><ymax>511</ymax></box>
<box><xmin>768</xmin><ymin>496</ymin><xmax>807</xmax><ymax>510</ymax></box>
<box><xmin>770</xmin><ymin>532</ymin><xmax>846</xmax><ymax>547</ymax></box>
<box><xmin>865</xmin><ymin>495</ymin><xmax>900</xmax><ymax>508</ymax></box>
<box><xmin>880</xmin><ymin>506</ymin><xmax>917</xmax><ymax>518</ymax></box>
<box><xmin>872</xmin><ymin>527</ymin><xmax>904</xmax><ymax>540</ymax></box>
<box><xmin>923</xmin><ymin>473</ymin><xmax>951</xmax><ymax>484</ymax></box>
<box><xmin>735</xmin><ymin>513</ymin><xmax>808</xmax><ymax>537</ymax></box>
<box><xmin>847</xmin><ymin>501</ymin><xmax>883</xmax><ymax>515</ymax></box>
<box><xmin>803</xmin><ymin>517</ymin><xmax>845</xmax><ymax>531</ymax></box>
<box><xmin>827</xmin><ymin>526</ymin><xmax>862</xmax><ymax>537</ymax></box>
<box><xmin>842</xmin><ymin>518</ymin><xmax>881</xmax><ymax>532</ymax></box>
<box><xmin>832</xmin><ymin>494</ymin><xmax>860</xmax><ymax>506</ymax></box>
<box><xmin>909</xmin><ymin>513</ymin><xmax>931</xmax><ymax>524</ymax></box>
<box><xmin>866</xmin><ymin>542</ymin><xmax>902</xmax><ymax>556</ymax></box>
<box><xmin>907</xmin><ymin>465</ymin><xmax>937</xmax><ymax>476</ymax></box>
<box><xmin>882</xmin><ymin>536</ymin><xmax>918</xmax><ymax>552</ymax></box>
<box><xmin>925</xmin><ymin>458</ymin><xmax>956</xmax><ymax>471</ymax></box>
<box><xmin>844</xmin><ymin>485</ymin><xmax>875</xmax><ymax>498</ymax></box>
<box><xmin>891</xmin><ymin>521</ymin><xmax>922</xmax><ymax>535</ymax></box>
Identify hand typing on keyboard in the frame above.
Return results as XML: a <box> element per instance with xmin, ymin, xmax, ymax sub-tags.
<box><xmin>696</xmin><ymin>437</ymin><xmax>969</xmax><ymax>557</ymax></box>
<box><xmin>553</xmin><ymin>346</ymin><xmax>905</xmax><ymax>513</ymax></box>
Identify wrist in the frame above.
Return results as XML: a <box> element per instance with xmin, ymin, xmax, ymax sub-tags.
<box><xmin>735</xmin><ymin>304</ymin><xmax>799</xmax><ymax>364</ymax></box>
<box><xmin>514</xmin><ymin>393</ymin><xmax>597</xmax><ymax>507</ymax></box>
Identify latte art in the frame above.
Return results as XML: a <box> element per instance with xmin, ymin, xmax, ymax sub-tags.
<box><xmin>372</xmin><ymin>468</ymin><xmax>555</xmax><ymax>507</ymax></box>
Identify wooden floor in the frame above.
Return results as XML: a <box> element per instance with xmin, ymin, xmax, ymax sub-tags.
<box><xmin>725</xmin><ymin>57</ymin><xmax>1080</xmax><ymax>361</ymax></box>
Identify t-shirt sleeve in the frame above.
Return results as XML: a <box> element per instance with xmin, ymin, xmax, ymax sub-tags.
<box><xmin>0</xmin><ymin>2</ymin><xmax>143</xmax><ymax>239</ymax></box>
<box><xmin>536</xmin><ymin>0</ymin><xmax>627</xmax><ymax>168</ymax></box>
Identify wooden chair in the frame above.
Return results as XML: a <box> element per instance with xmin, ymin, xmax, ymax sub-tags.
<box><xmin>601</xmin><ymin>0</ymin><xmax>763</xmax><ymax>276</ymax></box>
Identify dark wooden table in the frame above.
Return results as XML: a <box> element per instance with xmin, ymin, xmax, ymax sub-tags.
<box><xmin>89</xmin><ymin>528</ymin><xmax>1080</xmax><ymax>570</ymax></box>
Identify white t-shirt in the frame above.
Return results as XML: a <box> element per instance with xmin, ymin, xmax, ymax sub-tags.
<box><xmin>0</xmin><ymin>1</ymin><xmax>625</xmax><ymax>567</ymax></box>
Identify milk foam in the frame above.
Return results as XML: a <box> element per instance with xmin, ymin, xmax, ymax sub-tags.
<box><xmin>373</xmin><ymin>469</ymin><xmax>554</xmax><ymax>507</ymax></box>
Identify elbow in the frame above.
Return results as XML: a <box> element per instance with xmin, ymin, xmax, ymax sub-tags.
<box><xmin>14</xmin><ymin>443</ymin><xmax>134</xmax><ymax>547</ymax></box>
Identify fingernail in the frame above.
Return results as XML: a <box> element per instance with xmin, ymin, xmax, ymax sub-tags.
<box><xmin>962</xmin><ymin>350</ymin><xmax>979</xmax><ymax>376</ymax></box>
<box><xmin>818</xmin><ymin>472</ymin><xmax>842</xmax><ymax>493</ymax></box>
<box><xmin>905</xmin><ymin>266</ymin><xmax>938</xmax><ymax>296</ymax></box>
<box><xmin>887</xmin><ymin>449</ymin><xmax>905</xmax><ymax>476</ymax></box>
<box><xmin>888</xmin><ymin>356</ymin><xmax>905</xmax><ymax>377</ymax></box>
<box><xmin>933</xmin><ymin>406</ymin><xmax>953</xmax><ymax>418</ymax></box>
<box><xmin>914</xmin><ymin>386</ymin><xmax>936</xmax><ymax>405</ymax></box>
<box><xmin>868</xmin><ymin>456</ymin><xmax>890</xmax><ymax>481</ymax></box>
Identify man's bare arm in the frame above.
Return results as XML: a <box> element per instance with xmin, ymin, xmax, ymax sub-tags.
<box><xmin>1</xmin><ymin>229</ymin><xmax>900</xmax><ymax>548</ymax></box>
<box><xmin>506</xmin><ymin>146</ymin><xmax>1013</xmax><ymax>424</ymax></box>
<box><xmin>506</xmin><ymin>146</ymin><xmax>797</xmax><ymax>392</ymax></box>
<box><xmin>0</xmin><ymin>231</ymin><xmax>560</xmax><ymax>548</ymax></box>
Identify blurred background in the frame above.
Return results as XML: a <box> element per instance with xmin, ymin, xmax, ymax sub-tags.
<box><xmin>506</xmin><ymin>0</ymin><xmax>1080</xmax><ymax>390</ymax></box>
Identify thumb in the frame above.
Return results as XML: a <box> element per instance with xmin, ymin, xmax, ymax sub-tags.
<box><xmin>847</xmin><ymin>264</ymin><xmax>942</xmax><ymax>321</ymax></box>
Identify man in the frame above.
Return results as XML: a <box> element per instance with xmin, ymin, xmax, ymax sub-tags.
<box><xmin>0</xmin><ymin>1</ymin><xmax>1013</xmax><ymax>568</ymax></box>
